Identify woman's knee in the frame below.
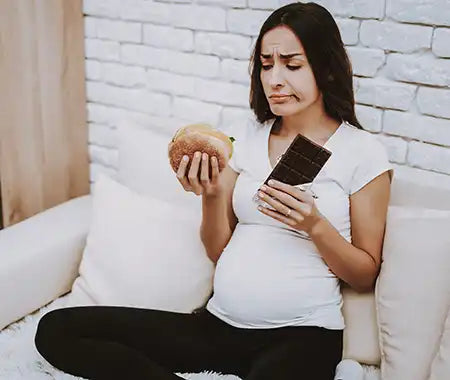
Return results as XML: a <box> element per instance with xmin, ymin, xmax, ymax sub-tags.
<box><xmin>34</xmin><ymin>308</ymin><xmax>70</xmax><ymax>356</ymax></box>
<box><xmin>245</xmin><ymin>339</ymin><xmax>339</xmax><ymax>380</ymax></box>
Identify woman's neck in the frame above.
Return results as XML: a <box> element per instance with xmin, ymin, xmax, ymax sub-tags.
<box><xmin>274</xmin><ymin>110</ymin><xmax>340</xmax><ymax>141</ymax></box>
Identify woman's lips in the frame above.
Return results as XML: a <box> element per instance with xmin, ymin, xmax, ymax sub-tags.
<box><xmin>270</xmin><ymin>95</ymin><xmax>293</xmax><ymax>102</ymax></box>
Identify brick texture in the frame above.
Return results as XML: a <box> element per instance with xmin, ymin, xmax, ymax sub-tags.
<box><xmin>84</xmin><ymin>0</ymin><xmax>450</xmax><ymax>185</ymax></box>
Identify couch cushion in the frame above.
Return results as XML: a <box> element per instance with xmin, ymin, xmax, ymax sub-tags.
<box><xmin>376</xmin><ymin>206</ymin><xmax>450</xmax><ymax>380</ymax></box>
<box><xmin>116</xmin><ymin>119</ymin><xmax>202</xmax><ymax>214</ymax></box>
<box><xmin>66</xmin><ymin>174</ymin><xmax>214</xmax><ymax>312</ymax></box>
<box><xmin>341</xmin><ymin>287</ymin><xmax>380</xmax><ymax>365</ymax></box>
<box><xmin>390</xmin><ymin>177</ymin><xmax>450</xmax><ymax>210</ymax></box>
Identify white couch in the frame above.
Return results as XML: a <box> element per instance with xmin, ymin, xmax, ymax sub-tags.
<box><xmin>1</xmin><ymin>122</ymin><xmax>449</xmax><ymax>380</ymax></box>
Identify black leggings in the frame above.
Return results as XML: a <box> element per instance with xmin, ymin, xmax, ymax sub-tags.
<box><xmin>34</xmin><ymin>305</ymin><xmax>343</xmax><ymax>380</ymax></box>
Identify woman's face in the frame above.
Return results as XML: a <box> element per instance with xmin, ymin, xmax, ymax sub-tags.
<box><xmin>259</xmin><ymin>26</ymin><xmax>321</xmax><ymax>117</ymax></box>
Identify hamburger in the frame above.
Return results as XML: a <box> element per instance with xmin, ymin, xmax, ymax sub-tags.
<box><xmin>168</xmin><ymin>123</ymin><xmax>235</xmax><ymax>176</ymax></box>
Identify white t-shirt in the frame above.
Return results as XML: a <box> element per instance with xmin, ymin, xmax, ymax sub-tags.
<box><xmin>206</xmin><ymin>116</ymin><xmax>394</xmax><ymax>330</ymax></box>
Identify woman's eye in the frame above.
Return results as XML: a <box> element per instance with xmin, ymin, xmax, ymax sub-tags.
<box><xmin>261</xmin><ymin>65</ymin><xmax>301</xmax><ymax>71</ymax></box>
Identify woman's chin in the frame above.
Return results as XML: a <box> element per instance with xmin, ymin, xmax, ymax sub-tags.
<box><xmin>270</xmin><ymin>104</ymin><xmax>302</xmax><ymax>116</ymax></box>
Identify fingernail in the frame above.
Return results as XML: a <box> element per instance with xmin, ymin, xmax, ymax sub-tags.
<box><xmin>202</xmin><ymin>153</ymin><xmax>207</xmax><ymax>160</ymax></box>
<box><xmin>260</xmin><ymin>185</ymin><xmax>267</xmax><ymax>191</ymax></box>
<box><xmin>183</xmin><ymin>155</ymin><xmax>188</xmax><ymax>161</ymax></box>
<box><xmin>268</xmin><ymin>180</ymin><xmax>275</xmax><ymax>186</ymax></box>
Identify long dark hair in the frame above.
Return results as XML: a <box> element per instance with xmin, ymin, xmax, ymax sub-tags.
<box><xmin>248</xmin><ymin>2</ymin><xmax>363</xmax><ymax>130</ymax></box>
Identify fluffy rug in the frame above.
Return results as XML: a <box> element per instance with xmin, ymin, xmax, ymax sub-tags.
<box><xmin>0</xmin><ymin>293</ymin><xmax>380</xmax><ymax>380</ymax></box>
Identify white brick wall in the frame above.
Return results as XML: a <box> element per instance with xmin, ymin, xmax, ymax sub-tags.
<box><xmin>360</xmin><ymin>21</ymin><xmax>432</xmax><ymax>53</ymax></box>
<box><xmin>83</xmin><ymin>0</ymin><xmax>450</xmax><ymax>188</ymax></box>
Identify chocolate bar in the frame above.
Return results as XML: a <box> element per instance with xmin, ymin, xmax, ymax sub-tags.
<box><xmin>264</xmin><ymin>133</ymin><xmax>332</xmax><ymax>187</ymax></box>
<box><xmin>253</xmin><ymin>133</ymin><xmax>332</xmax><ymax>210</ymax></box>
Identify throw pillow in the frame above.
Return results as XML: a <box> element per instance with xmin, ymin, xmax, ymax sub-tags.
<box><xmin>376</xmin><ymin>206</ymin><xmax>450</xmax><ymax>380</ymax></box>
<box><xmin>66</xmin><ymin>173</ymin><xmax>214</xmax><ymax>313</ymax></box>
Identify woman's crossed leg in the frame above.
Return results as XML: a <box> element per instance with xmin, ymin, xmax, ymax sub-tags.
<box><xmin>34</xmin><ymin>305</ymin><xmax>249</xmax><ymax>380</ymax></box>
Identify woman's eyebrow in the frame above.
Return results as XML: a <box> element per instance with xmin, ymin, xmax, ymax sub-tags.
<box><xmin>260</xmin><ymin>53</ymin><xmax>304</xmax><ymax>59</ymax></box>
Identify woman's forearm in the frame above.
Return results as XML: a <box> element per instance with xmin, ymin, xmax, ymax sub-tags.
<box><xmin>200</xmin><ymin>193</ymin><xmax>233</xmax><ymax>264</ymax></box>
<box><xmin>308</xmin><ymin>218</ymin><xmax>379</xmax><ymax>292</ymax></box>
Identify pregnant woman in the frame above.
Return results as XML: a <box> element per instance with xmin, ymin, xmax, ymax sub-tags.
<box><xmin>35</xmin><ymin>2</ymin><xmax>393</xmax><ymax>379</ymax></box>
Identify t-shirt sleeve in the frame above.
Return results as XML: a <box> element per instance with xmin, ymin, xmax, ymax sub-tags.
<box><xmin>349</xmin><ymin>136</ymin><xmax>394</xmax><ymax>195</ymax></box>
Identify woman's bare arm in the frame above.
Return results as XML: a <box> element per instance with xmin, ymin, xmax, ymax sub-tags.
<box><xmin>309</xmin><ymin>171</ymin><xmax>392</xmax><ymax>292</ymax></box>
<box><xmin>200</xmin><ymin>165</ymin><xmax>239</xmax><ymax>264</ymax></box>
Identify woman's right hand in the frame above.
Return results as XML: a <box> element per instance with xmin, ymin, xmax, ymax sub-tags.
<box><xmin>176</xmin><ymin>151</ymin><xmax>225</xmax><ymax>197</ymax></box>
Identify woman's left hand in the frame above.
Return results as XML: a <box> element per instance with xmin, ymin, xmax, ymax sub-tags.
<box><xmin>256</xmin><ymin>179</ymin><xmax>324</xmax><ymax>234</ymax></box>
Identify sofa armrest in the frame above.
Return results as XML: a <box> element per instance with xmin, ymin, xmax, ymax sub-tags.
<box><xmin>0</xmin><ymin>195</ymin><xmax>92</xmax><ymax>331</ymax></box>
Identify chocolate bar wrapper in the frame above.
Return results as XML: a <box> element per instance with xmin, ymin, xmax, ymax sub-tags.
<box><xmin>252</xmin><ymin>182</ymin><xmax>314</xmax><ymax>211</ymax></box>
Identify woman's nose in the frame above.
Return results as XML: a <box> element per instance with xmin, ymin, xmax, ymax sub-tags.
<box><xmin>269</xmin><ymin>65</ymin><xmax>285</xmax><ymax>87</ymax></box>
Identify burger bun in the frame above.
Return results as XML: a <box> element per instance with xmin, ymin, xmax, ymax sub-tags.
<box><xmin>168</xmin><ymin>123</ymin><xmax>234</xmax><ymax>176</ymax></box>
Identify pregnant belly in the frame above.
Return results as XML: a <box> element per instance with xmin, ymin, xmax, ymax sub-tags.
<box><xmin>211</xmin><ymin>224</ymin><xmax>341</xmax><ymax>325</ymax></box>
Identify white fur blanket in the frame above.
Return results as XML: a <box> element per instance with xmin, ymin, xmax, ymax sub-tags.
<box><xmin>0</xmin><ymin>294</ymin><xmax>380</xmax><ymax>380</ymax></box>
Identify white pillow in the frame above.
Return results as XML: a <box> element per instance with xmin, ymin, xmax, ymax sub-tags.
<box><xmin>116</xmin><ymin>119</ymin><xmax>202</xmax><ymax>213</ymax></box>
<box><xmin>66</xmin><ymin>173</ymin><xmax>214</xmax><ymax>313</ymax></box>
<box><xmin>376</xmin><ymin>206</ymin><xmax>450</xmax><ymax>380</ymax></box>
